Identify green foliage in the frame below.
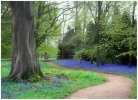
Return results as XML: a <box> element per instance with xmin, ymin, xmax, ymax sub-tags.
<box><xmin>86</xmin><ymin>21</ymin><xmax>98</xmax><ymax>45</ymax></box>
<box><xmin>58</xmin><ymin>26</ymin><xmax>79</xmax><ymax>59</ymax></box>
<box><xmin>38</xmin><ymin>43</ymin><xmax>58</xmax><ymax>58</ymax></box>
<box><xmin>33</xmin><ymin>2</ymin><xmax>61</xmax><ymax>47</ymax></box>
<box><xmin>33</xmin><ymin>1</ymin><xmax>61</xmax><ymax>58</ymax></box>
<box><xmin>34</xmin><ymin>2</ymin><xmax>59</xmax><ymax>35</ymax></box>
<box><xmin>1</xmin><ymin>2</ymin><xmax>13</xmax><ymax>58</ymax></box>
<box><xmin>106</xmin><ymin>13</ymin><xmax>136</xmax><ymax>60</ymax></box>
<box><xmin>71</xmin><ymin>1</ymin><xmax>137</xmax><ymax>65</ymax></box>
<box><xmin>74</xmin><ymin>48</ymin><xmax>97</xmax><ymax>62</ymax></box>
<box><xmin>1</xmin><ymin>60</ymin><xmax>107</xmax><ymax>99</ymax></box>
<box><xmin>74</xmin><ymin>49</ymin><xmax>87</xmax><ymax>60</ymax></box>
<box><xmin>1</xmin><ymin>2</ymin><xmax>61</xmax><ymax>58</ymax></box>
<box><xmin>3</xmin><ymin>1</ymin><xmax>136</xmax><ymax>64</ymax></box>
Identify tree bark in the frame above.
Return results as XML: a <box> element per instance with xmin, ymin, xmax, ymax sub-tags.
<box><xmin>128</xmin><ymin>1</ymin><xmax>136</xmax><ymax>68</ymax></box>
<box><xmin>9</xmin><ymin>1</ymin><xmax>43</xmax><ymax>80</ymax></box>
<box><xmin>128</xmin><ymin>55</ymin><xmax>132</xmax><ymax>68</ymax></box>
<box><xmin>96</xmin><ymin>1</ymin><xmax>102</xmax><ymax>66</ymax></box>
<box><xmin>132</xmin><ymin>1</ymin><xmax>136</xmax><ymax>27</ymax></box>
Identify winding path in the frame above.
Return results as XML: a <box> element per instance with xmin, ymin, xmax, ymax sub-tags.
<box><xmin>46</xmin><ymin>62</ymin><xmax>134</xmax><ymax>99</ymax></box>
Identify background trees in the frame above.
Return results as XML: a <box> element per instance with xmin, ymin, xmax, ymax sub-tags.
<box><xmin>58</xmin><ymin>1</ymin><xmax>137</xmax><ymax>66</ymax></box>
<box><xmin>1</xmin><ymin>2</ymin><xmax>13</xmax><ymax>58</ymax></box>
<box><xmin>1</xmin><ymin>1</ymin><xmax>137</xmax><ymax>68</ymax></box>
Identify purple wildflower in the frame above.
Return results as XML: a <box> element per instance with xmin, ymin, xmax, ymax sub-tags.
<box><xmin>55</xmin><ymin>59</ymin><xmax>137</xmax><ymax>74</ymax></box>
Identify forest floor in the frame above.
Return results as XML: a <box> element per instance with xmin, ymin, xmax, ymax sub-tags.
<box><xmin>46</xmin><ymin>62</ymin><xmax>134</xmax><ymax>99</ymax></box>
<box><xmin>1</xmin><ymin>60</ymin><xmax>106</xmax><ymax>99</ymax></box>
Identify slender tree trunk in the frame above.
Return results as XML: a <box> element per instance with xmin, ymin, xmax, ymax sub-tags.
<box><xmin>128</xmin><ymin>1</ymin><xmax>136</xmax><ymax>68</ymax></box>
<box><xmin>62</xmin><ymin>10</ymin><xmax>65</xmax><ymax>59</ymax></box>
<box><xmin>128</xmin><ymin>55</ymin><xmax>132</xmax><ymax>68</ymax></box>
<box><xmin>96</xmin><ymin>46</ymin><xmax>100</xmax><ymax>66</ymax></box>
<box><xmin>132</xmin><ymin>1</ymin><xmax>136</xmax><ymax>27</ymax></box>
<box><xmin>90</xmin><ymin>56</ymin><xmax>93</xmax><ymax>64</ymax></box>
<box><xmin>44</xmin><ymin>52</ymin><xmax>48</xmax><ymax>61</ymax></box>
<box><xmin>96</xmin><ymin>1</ymin><xmax>102</xmax><ymax>66</ymax></box>
<box><xmin>9</xmin><ymin>1</ymin><xmax>43</xmax><ymax>80</ymax></box>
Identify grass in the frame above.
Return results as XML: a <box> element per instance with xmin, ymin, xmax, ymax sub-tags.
<box><xmin>1</xmin><ymin>60</ymin><xmax>107</xmax><ymax>99</ymax></box>
<box><xmin>53</xmin><ymin>60</ymin><xmax>137</xmax><ymax>99</ymax></box>
<box><xmin>129</xmin><ymin>74</ymin><xmax>137</xmax><ymax>99</ymax></box>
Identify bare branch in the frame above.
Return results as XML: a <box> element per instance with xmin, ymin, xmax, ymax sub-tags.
<box><xmin>1</xmin><ymin>2</ymin><xmax>10</xmax><ymax>18</ymax></box>
<box><xmin>36</xmin><ymin>14</ymin><xmax>74</xmax><ymax>48</ymax></box>
<box><xmin>35</xmin><ymin>2</ymin><xmax>84</xmax><ymax>47</ymax></box>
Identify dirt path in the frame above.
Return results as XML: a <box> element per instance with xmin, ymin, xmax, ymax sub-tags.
<box><xmin>46</xmin><ymin>62</ymin><xmax>134</xmax><ymax>99</ymax></box>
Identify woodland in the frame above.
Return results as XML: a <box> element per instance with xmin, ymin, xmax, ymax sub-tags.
<box><xmin>1</xmin><ymin>1</ymin><xmax>137</xmax><ymax>99</ymax></box>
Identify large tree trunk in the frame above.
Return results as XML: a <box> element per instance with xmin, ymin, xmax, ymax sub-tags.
<box><xmin>9</xmin><ymin>1</ymin><xmax>43</xmax><ymax>80</ymax></box>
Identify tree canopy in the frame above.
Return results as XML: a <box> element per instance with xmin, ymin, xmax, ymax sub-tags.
<box><xmin>1</xmin><ymin>1</ymin><xmax>137</xmax><ymax>67</ymax></box>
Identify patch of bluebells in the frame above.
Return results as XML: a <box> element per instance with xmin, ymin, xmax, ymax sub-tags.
<box><xmin>55</xmin><ymin>59</ymin><xmax>137</xmax><ymax>74</ymax></box>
